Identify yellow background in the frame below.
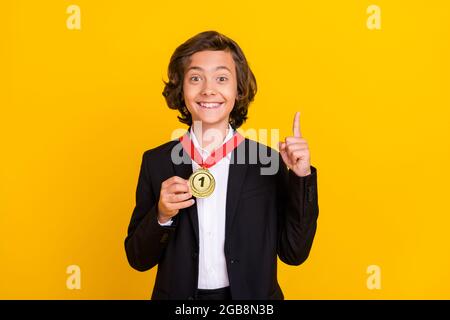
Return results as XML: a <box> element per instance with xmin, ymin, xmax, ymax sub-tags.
<box><xmin>1</xmin><ymin>0</ymin><xmax>449</xmax><ymax>299</ymax></box>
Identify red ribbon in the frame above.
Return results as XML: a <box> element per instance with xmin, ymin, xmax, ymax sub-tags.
<box><xmin>179</xmin><ymin>130</ymin><xmax>244</xmax><ymax>168</ymax></box>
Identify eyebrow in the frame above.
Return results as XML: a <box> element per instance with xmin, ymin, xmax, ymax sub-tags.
<box><xmin>186</xmin><ymin>66</ymin><xmax>232</xmax><ymax>73</ymax></box>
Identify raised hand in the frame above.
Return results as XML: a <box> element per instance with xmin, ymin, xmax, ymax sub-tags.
<box><xmin>279</xmin><ymin>112</ymin><xmax>312</xmax><ymax>177</ymax></box>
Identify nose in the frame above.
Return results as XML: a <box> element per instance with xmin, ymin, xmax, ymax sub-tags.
<box><xmin>202</xmin><ymin>89</ymin><xmax>216</xmax><ymax>95</ymax></box>
<box><xmin>201</xmin><ymin>79</ymin><xmax>216</xmax><ymax>96</ymax></box>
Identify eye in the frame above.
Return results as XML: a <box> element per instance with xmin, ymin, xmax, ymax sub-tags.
<box><xmin>189</xmin><ymin>75</ymin><xmax>201</xmax><ymax>82</ymax></box>
<box><xmin>217</xmin><ymin>76</ymin><xmax>228</xmax><ymax>82</ymax></box>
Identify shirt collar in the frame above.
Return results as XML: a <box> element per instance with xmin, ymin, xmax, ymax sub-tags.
<box><xmin>189</xmin><ymin>124</ymin><xmax>235</xmax><ymax>158</ymax></box>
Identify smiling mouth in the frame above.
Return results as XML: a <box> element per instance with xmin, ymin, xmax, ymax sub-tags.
<box><xmin>196</xmin><ymin>102</ymin><xmax>225</xmax><ymax>109</ymax></box>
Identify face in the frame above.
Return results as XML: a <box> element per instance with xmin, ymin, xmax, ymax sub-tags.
<box><xmin>183</xmin><ymin>50</ymin><xmax>238</xmax><ymax>130</ymax></box>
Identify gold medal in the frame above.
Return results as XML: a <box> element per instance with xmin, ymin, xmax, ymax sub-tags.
<box><xmin>180</xmin><ymin>130</ymin><xmax>244</xmax><ymax>199</ymax></box>
<box><xmin>189</xmin><ymin>167</ymin><xmax>215</xmax><ymax>198</ymax></box>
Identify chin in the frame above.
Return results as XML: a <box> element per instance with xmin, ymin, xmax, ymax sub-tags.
<box><xmin>194</xmin><ymin>117</ymin><xmax>226</xmax><ymax>126</ymax></box>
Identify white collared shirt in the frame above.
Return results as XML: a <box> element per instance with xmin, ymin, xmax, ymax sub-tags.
<box><xmin>190</xmin><ymin>124</ymin><xmax>233</xmax><ymax>289</ymax></box>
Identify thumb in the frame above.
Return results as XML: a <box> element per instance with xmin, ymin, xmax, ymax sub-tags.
<box><xmin>279</xmin><ymin>142</ymin><xmax>290</xmax><ymax>166</ymax></box>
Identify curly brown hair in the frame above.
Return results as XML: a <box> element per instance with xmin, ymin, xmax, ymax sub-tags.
<box><xmin>162</xmin><ymin>30</ymin><xmax>257</xmax><ymax>129</ymax></box>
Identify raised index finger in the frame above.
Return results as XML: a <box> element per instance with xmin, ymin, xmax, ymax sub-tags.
<box><xmin>293</xmin><ymin>111</ymin><xmax>302</xmax><ymax>138</ymax></box>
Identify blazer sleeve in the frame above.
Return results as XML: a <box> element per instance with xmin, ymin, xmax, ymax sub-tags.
<box><xmin>276</xmin><ymin>154</ymin><xmax>319</xmax><ymax>266</ymax></box>
<box><xmin>124</xmin><ymin>150</ymin><xmax>176</xmax><ymax>272</ymax></box>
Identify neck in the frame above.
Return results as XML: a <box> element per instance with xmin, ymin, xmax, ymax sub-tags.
<box><xmin>192</xmin><ymin>121</ymin><xmax>230</xmax><ymax>152</ymax></box>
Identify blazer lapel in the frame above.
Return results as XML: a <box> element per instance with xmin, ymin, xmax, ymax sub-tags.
<box><xmin>225</xmin><ymin>138</ymin><xmax>248</xmax><ymax>240</ymax></box>
<box><xmin>171</xmin><ymin>139</ymin><xmax>200</xmax><ymax>246</ymax></box>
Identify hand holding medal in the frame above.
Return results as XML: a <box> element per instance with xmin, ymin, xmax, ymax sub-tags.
<box><xmin>157</xmin><ymin>176</ymin><xmax>195</xmax><ymax>223</ymax></box>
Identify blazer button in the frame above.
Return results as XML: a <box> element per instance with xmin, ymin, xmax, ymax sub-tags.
<box><xmin>187</xmin><ymin>296</ymin><xmax>194</xmax><ymax>300</ymax></box>
<box><xmin>192</xmin><ymin>252</ymin><xmax>198</xmax><ymax>259</ymax></box>
<box><xmin>307</xmin><ymin>186</ymin><xmax>314</xmax><ymax>202</ymax></box>
<box><xmin>160</xmin><ymin>233</ymin><xmax>169</xmax><ymax>243</ymax></box>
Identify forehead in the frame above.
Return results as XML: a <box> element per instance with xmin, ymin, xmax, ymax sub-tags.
<box><xmin>186</xmin><ymin>50</ymin><xmax>235</xmax><ymax>72</ymax></box>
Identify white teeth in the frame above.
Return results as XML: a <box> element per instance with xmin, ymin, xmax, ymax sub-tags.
<box><xmin>198</xmin><ymin>102</ymin><xmax>223</xmax><ymax>109</ymax></box>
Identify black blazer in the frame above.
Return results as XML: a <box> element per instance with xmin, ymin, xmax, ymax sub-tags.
<box><xmin>125</xmin><ymin>137</ymin><xmax>319</xmax><ymax>300</ymax></box>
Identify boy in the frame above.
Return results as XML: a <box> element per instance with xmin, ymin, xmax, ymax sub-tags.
<box><xmin>125</xmin><ymin>30</ymin><xmax>319</xmax><ymax>300</ymax></box>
